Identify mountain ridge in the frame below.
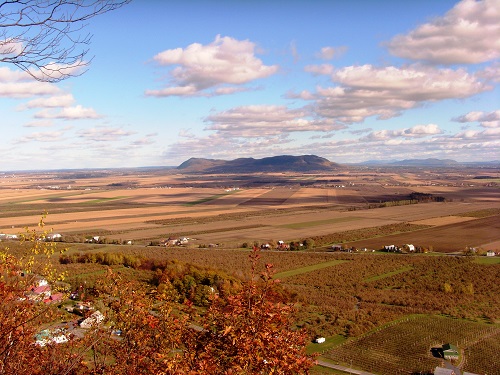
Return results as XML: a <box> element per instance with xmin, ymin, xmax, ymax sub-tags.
<box><xmin>177</xmin><ymin>155</ymin><xmax>339</xmax><ymax>173</ymax></box>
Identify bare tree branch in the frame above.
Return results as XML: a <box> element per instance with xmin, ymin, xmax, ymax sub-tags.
<box><xmin>0</xmin><ymin>0</ymin><xmax>130</xmax><ymax>82</ymax></box>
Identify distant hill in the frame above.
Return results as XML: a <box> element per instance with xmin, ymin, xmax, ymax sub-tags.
<box><xmin>395</xmin><ymin>158</ymin><xmax>459</xmax><ymax>166</ymax></box>
<box><xmin>177</xmin><ymin>155</ymin><xmax>339</xmax><ymax>173</ymax></box>
<box><xmin>356</xmin><ymin>158</ymin><xmax>460</xmax><ymax>167</ymax></box>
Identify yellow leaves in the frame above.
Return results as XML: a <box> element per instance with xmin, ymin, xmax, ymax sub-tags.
<box><xmin>222</xmin><ymin>325</ymin><xmax>232</xmax><ymax>336</ymax></box>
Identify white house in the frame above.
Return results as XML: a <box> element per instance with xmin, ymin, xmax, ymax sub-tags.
<box><xmin>314</xmin><ymin>337</ymin><xmax>326</xmax><ymax>344</ymax></box>
<box><xmin>486</xmin><ymin>250</ymin><xmax>496</xmax><ymax>257</ymax></box>
<box><xmin>80</xmin><ymin>310</ymin><xmax>104</xmax><ymax>329</ymax></box>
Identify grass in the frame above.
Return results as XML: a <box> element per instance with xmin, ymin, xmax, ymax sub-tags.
<box><xmin>474</xmin><ymin>256</ymin><xmax>500</xmax><ymax>265</ymax></box>
<box><xmin>280</xmin><ymin>217</ymin><xmax>361</xmax><ymax>230</ymax></box>
<box><xmin>273</xmin><ymin>259</ymin><xmax>348</xmax><ymax>279</ymax></box>
<box><xmin>307</xmin><ymin>335</ymin><xmax>347</xmax><ymax>355</ymax></box>
<box><xmin>363</xmin><ymin>265</ymin><xmax>413</xmax><ymax>282</ymax></box>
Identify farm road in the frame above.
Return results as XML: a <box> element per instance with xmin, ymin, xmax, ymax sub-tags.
<box><xmin>316</xmin><ymin>359</ymin><xmax>377</xmax><ymax>375</ymax></box>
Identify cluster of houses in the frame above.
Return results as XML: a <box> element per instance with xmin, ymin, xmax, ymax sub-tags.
<box><xmin>0</xmin><ymin>233</ymin><xmax>18</xmax><ymax>240</ymax></box>
<box><xmin>27</xmin><ymin>278</ymin><xmax>65</xmax><ymax>304</ymax></box>
<box><xmin>161</xmin><ymin>237</ymin><xmax>190</xmax><ymax>247</ymax></box>
<box><xmin>261</xmin><ymin>240</ymin><xmax>290</xmax><ymax>250</ymax></box>
<box><xmin>330</xmin><ymin>244</ymin><xmax>376</xmax><ymax>253</ymax></box>
<box><xmin>383</xmin><ymin>244</ymin><xmax>416</xmax><ymax>253</ymax></box>
<box><xmin>1</xmin><ymin>232</ymin><xmax>63</xmax><ymax>242</ymax></box>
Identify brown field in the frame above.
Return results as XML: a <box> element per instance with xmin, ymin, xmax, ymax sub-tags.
<box><xmin>347</xmin><ymin>215</ymin><xmax>500</xmax><ymax>252</ymax></box>
<box><xmin>0</xmin><ymin>166</ymin><xmax>498</xmax><ymax>251</ymax></box>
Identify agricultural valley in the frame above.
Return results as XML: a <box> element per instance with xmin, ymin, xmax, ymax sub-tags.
<box><xmin>1</xmin><ymin>157</ymin><xmax>499</xmax><ymax>375</ymax></box>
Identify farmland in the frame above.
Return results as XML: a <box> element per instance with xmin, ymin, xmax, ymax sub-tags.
<box><xmin>1</xmin><ymin>165</ymin><xmax>499</xmax><ymax>374</ymax></box>
<box><xmin>0</xmin><ymin>166</ymin><xmax>498</xmax><ymax>252</ymax></box>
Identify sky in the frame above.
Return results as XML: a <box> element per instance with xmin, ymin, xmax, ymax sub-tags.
<box><xmin>1</xmin><ymin>0</ymin><xmax>499</xmax><ymax>171</ymax></box>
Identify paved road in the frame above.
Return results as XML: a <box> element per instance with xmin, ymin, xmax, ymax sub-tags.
<box><xmin>316</xmin><ymin>359</ymin><xmax>377</xmax><ymax>375</ymax></box>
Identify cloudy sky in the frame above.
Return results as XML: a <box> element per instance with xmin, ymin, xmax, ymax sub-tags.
<box><xmin>1</xmin><ymin>0</ymin><xmax>499</xmax><ymax>170</ymax></box>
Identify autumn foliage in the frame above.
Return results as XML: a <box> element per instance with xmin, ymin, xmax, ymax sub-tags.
<box><xmin>0</xmin><ymin>227</ymin><xmax>315</xmax><ymax>375</ymax></box>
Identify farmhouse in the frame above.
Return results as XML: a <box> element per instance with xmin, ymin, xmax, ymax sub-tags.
<box><xmin>442</xmin><ymin>343</ymin><xmax>459</xmax><ymax>360</ymax></box>
<box><xmin>486</xmin><ymin>250</ymin><xmax>496</xmax><ymax>257</ymax></box>
<box><xmin>314</xmin><ymin>337</ymin><xmax>326</xmax><ymax>344</ymax></box>
<box><xmin>80</xmin><ymin>310</ymin><xmax>104</xmax><ymax>329</ymax></box>
<box><xmin>0</xmin><ymin>233</ymin><xmax>18</xmax><ymax>240</ymax></box>
<box><xmin>45</xmin><ymin>233</ymin><xmax>62</xmax><ymax>241</ymax></box>
<box><xmin>405</xmin><ymin>244</ymin><xmax>415</xmax><ymax>252</ymax></box>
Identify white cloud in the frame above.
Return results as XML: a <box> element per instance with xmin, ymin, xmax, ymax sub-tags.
<box><xmin>0</xmin><ymin>67</ymin><xmax>60</xmax><ymax>98</ymax></box>
<box><xmin>18</xmin><ymin>94</ymin><xmax>75</xmax><ymax>110</ymax></box>
<box><xmin>35</xmin><ymin>105</ymin><xmax>101</xmax><ymax>120</ymax></box>
<box><xmin>78</xmin><ymin>126</ymin><xmax>136</xmax><ymax>142</ymax></box>
<box><xmin>362</xmin><ymin>124</ymin><xmax>442</xmax><ymax>141</ymax></box>
<box><xmin>387</xmin><ymin>0</ymin><xmax>500</xmax><ymax>64</ymax></box>
<box><xmin>299</xmin><ymin>64</ymin><xmax>491</xmax><ymax>123</ymax></box>
<box><xmin>0</xmin><ymin>39</ymin><xmax>24</xmax><ymax>56</ymax></box>
<box><xmin>15</xmin><ymin>131</ymin><xmax>65</xmax><ymax>143</ymax></box>
<box><xmin>23</xmin><ymin>120</ymin><xmax>54</xmax><ymax>128</ymax></box>
<box><xmin>304</xmin><ymin>64</ymin><xmax>335</xmax><ymax>76</ymax></box>
<box><xmin>204</xmin><ymin>105</ymin><xmax>346</xmax><ymax>137</ymax></box>
<box><xmin>316</xmin><ymin>46</ymin><xmax>348</xmax><ymax>60</ymax></box>
<box><xmin>146</xmin><ymin>35</ymin><xmax>278</xmax><ymax>97</ymax></box>
<box><xmin>453</xmin><ymin>110</ymin><xmax>500</xmax><ymax>128</ymax></box>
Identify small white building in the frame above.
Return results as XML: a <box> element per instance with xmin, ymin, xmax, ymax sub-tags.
<box><xmin>80</xmin><ymin>311</ymin><xmax>104</xmax><ymax>329</ymax></box>
<box><xmin>486</xmin><ymin>250</ymin><xmax>496</xmax><ymax>257</ymax></box>
<box><xmin>314</xmin><ymin>337</ymin><xmax>326</xmax><ymax>344</ymax></box>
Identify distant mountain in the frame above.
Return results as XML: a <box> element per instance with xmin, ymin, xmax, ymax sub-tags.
<box><xmin>177</xmin><ymin>155</ymin><xmax>339</xmax><ymax>173</ymax></box>
<box><xmin>395</xmin><ymin>158</ymin><xmax>459</xmax><ymax>166</ymax></box>
<box><xmin>354</xmin><ymin>158</ymin><xmax>499</xmax><ymax>167</ymax></box>
<box><xmin>355</xmin><ymin>158</ymin><xmax>458</xmax><ymax>167</ymax></box>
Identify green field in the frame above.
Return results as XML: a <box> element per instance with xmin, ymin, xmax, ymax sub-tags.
<box><xmin>363</xmin><ymin>265</ymin><xmax>413</xmax><ymax>282</ymax></box>
<box><xmin>273</xmin><ymin>259</ymin><xmax>348</xmax><ymax>279</ymax></box>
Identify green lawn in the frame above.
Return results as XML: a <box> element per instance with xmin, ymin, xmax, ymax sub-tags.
<box><xmin>474</xmin><ymin>256</ymin><xmax>500</xmax><ymax>265</ymax></box>
<box><xmin>307</xmin><ymin>335</ymin><xmax>347</xmax><ymax>355</ymax></box>
<box><xmin>363</xmin><ymin>265</ymin><xmax>413</xmax><ymax>282</ymax></box>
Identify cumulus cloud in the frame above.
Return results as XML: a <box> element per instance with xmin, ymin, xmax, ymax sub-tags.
<box><xmin>35</xmin><ymin>105</ymin><xmax>101</xmax><ymax>120</ymax></box>
<box><xmin>78</xmin><ymin>127</ymin><xmax>136</xmax><ymax>142</ymax></box>
<box><xmin>204</xmin><ymin>105</ymin><xmax>346</xmax><ymax>137</ymax></box>
<box><xmin>18</xmin><ymin>94</ymin><xmax>75</xmax><ymax>110</ymax></box>
<box><xmin>146</xmin><ymin>35</ymin><xmax>278</xmax><ymax>97</ymax></box>
<box><xmin>0</xmin><ymin>67</ymin><xmax>60</xmax><ymax>98</ymax></box>
<box><xmin>298</xmin><ymin>64</ymin><xmax>491</xmax><ymax>123</ymax></box>
<box><xmin>316</xmin><ymin>46</ymin><xmax>348</xmax><ymax>60</ymax></box>
<box><xmin>453</xmin><ymin>110</ymin><xmax>500</xmax><ymax>128</ymax></box>
<box><xmin>387</xmin><ymin>0</ymin><xmax>500</xmax><ymax>64</ymax></box>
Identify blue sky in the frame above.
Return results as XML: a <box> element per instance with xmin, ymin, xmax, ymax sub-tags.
<box><xmin>1</xmin><ymin>0</ymin><xmax>499</xmax><ymax>170</ymax></box>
